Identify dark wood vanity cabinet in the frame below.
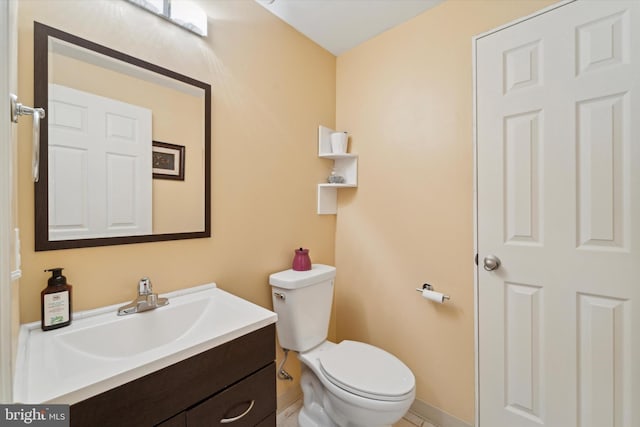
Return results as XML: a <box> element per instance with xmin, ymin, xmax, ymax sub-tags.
<box><xmin>183</xmin><ymin>364</ymin><xmax>275</xmax><ymax>426</ymax></box>
<box><xmin>70</xmin><ymin>325</ymin><xmax>276</xmax><ymax>427</ymax></box>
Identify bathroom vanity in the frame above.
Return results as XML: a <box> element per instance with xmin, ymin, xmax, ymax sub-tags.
<box><xmin>73</xmin><ymin>325</ymin><xmax>275</xmax><ymax>426</ymax></box>
<box><xmin>14</xmin><ymin>284</ymin><xmax>277</xmax><ymax>427</ymax></box>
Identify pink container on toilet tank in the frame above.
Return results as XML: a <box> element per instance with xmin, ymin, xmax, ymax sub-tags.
<box><xmin>292</xmin><ymin>248</ymin><xmax>312</xmax><ymax>271</ymax></box>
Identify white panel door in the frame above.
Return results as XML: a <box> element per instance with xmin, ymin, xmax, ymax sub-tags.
<box><xmin>476</xmin><ymin>1</ymin><xmax>639</xmax><ymax>426</ymax></box>
<box><xmin>48</xmin><ymin>84</ymin><xmax>152</xmax><ymax>240</ymax></box>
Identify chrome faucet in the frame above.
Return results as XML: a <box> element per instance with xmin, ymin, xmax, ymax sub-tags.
<box><xmin>117</xmin><ymin>277</ymin><xmax>169</xmax><ymax>316</ymax></box>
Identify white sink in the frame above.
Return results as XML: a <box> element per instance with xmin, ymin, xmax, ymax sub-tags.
<box><xmin>13</xmin><ymin>284</ymin><xmax>277</xmax><ymax>404</ymax></box>
<box><xmin>56</xmin><ymin>298</ymin><xmax>209</xmax><ymax>359</ymax></box>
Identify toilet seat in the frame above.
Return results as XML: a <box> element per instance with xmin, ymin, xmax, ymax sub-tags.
<box><xmin>318</xmin><ymin>340</ymin><xmax>415</xmax><ymax>402</ymax></box>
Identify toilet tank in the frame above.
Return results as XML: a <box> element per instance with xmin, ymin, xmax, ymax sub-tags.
<box><xmin>269</xmin><ymin>264</ymin><xmax>336</xmax><ymax>352</ymax></box>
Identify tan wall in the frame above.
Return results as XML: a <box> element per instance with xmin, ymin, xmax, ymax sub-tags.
<box><xmin>50</xmin><ymin>53</ymin><xmax>205</xmax><ymax>233</ymax></box>
<box><xmin>17</xmin><ymin>0</ymin><xmax>336</xmax><ymax>405</ymax></box>
<box><xmin>335</xmin><ymin>0</ymin><xmax>557</xmax><ymax>423</ymax></box>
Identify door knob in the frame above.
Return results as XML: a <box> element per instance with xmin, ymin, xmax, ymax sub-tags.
<box><xmin>483</xmin><ymin>255</ymin><xmax>501</xmax><ymax>271</ymax></box>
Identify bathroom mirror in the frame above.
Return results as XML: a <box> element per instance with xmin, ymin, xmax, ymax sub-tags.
<box><xmin>34</xmin><ymin>22</ymin><xmax>211</xmax><ymax>251</ymax></box>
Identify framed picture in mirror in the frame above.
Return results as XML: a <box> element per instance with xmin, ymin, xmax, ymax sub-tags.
<box><xmin>153</xmin><ymin>141</ymin><xmax>185</xmax><ymax>180</ymax></box>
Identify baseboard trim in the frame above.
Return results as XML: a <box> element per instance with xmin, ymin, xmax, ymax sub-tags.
<box><xmin>409</xmin><ymin>399</ymin><xmax>473</xmax><ymax>427</ymax></box>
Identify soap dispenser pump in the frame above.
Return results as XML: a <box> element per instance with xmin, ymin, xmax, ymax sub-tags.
<box><xmin>41</xmin><ymin>267</ymin><xmax>72</xmax><ymax>331</ymax></box>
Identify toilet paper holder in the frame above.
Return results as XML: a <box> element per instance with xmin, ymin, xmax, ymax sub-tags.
<box><xmin>415</xmin><ymin>283</ymin><xmax>450</xmax><ymax>301</ymax></box>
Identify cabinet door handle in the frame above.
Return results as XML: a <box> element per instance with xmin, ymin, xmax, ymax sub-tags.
<box><xmin>220</xmin><ymin>400</ymin><xmax>255</xmax><ymax>424</ymax></box>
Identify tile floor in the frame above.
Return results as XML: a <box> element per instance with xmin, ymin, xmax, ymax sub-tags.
<box><xmin>276</xmin><ymin>400</ymin><xmax>436</xmax><ymax>427</ymax></box>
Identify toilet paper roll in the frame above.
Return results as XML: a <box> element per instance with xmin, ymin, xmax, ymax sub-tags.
<box><xmin>422</xmin><ymin>289</ymin><xmax>446</xmax><ymax>303</ymax></box>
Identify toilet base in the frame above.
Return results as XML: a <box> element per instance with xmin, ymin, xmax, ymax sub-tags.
<box><xmin>298</xmin><ymin>368</ymin><xmax>337</xmax><ymax>427</ymax></box>
<box><xmin>297</xmin><ymin>362</ymin><xmax>397</xmax><ymax>427</ymax></box>
<box><xmin>299</xmin><ymin>406</ymin><xmax>339</xmax><ymax>427</ymax></box>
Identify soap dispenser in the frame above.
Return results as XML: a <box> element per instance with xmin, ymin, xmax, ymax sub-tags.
<box><xmin>41</xmin><ymin>268</ymin><xmax>72</xmax><ymax>331</ymax></box>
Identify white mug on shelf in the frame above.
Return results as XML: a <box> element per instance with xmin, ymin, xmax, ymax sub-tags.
<box><xmin>330</xmin><ymin>131</ymin><xmax>348</xmax><ymax>154</ymax></box>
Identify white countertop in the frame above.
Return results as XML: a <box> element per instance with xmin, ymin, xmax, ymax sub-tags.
<box><xmin>13</xmin><ymin>284</ymin><xmax>277</xmax><ymax>404</ymax></box>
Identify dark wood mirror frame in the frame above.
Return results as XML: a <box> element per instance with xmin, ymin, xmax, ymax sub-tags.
<box><xmin>34</xmin><ymin>22</ymin><xmax>211</xmax><ymax>251</ymax></box>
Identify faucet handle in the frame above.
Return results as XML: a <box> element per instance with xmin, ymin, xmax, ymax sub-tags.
<box><xmin>139</xmin><ymin>277</ymin><xmax>152</xmax><ymax>295</ymax></box>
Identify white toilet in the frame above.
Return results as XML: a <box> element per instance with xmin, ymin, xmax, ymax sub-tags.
<box><xmin>269</xmin><ymin>264</ymin><xmax>415</xmax><ymax>427</ymax></box>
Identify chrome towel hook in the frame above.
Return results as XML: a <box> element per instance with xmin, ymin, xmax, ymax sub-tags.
<box><xmin>10</xmin><ymin>94</ymin><xmax>45</xmax><ymax>182</ymax></box>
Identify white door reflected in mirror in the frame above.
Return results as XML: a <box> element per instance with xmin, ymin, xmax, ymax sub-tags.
<box><xmin>48</xmin><ymin>84</ymin><xmax>152</xmax><ymax>240</ymax></box>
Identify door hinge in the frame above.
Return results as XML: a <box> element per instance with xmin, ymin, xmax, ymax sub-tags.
<box><xmin>475</xmin><ymin>253</ymin><xmax>478</xmax><ymax>266</ymax></box>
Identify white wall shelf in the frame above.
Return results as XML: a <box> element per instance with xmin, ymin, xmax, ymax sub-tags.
<box><xmin>318</xmin><ymin>183</ymin><xmax>357</xmax><ymax>188</ymax></box>
<box><xmin>317</xmin><ymin>125</ymin><xmax>358</xmax><ymax>215</ymax></box>
<box><xmin>318</xmin><ymin>153</ymin><xmax>355</xmax><ymax>160</ymax></box>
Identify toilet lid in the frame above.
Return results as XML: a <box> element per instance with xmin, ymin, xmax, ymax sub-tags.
<box><xmin>318</xmin><ymin>341</ymin><xmax>415</xmax><ymax>401</ymax></box>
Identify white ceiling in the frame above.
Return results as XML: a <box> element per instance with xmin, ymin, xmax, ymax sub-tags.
<box><xmin>254</xmin><ymin>0</ymin><xmax>444</xmax><ymax>56</ymax></box>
